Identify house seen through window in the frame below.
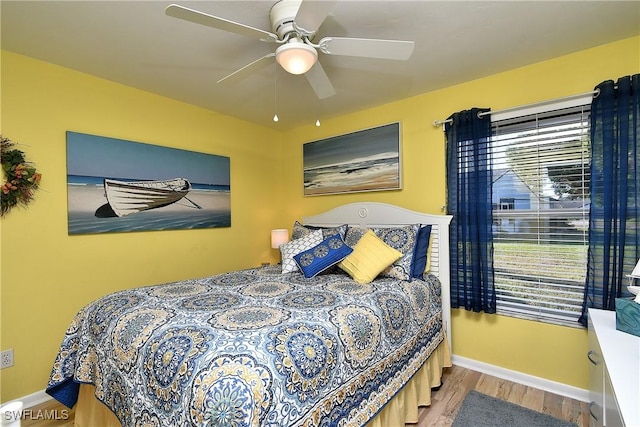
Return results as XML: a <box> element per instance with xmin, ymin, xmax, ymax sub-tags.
<box><xmin>491</xmin><ymin>104</ymin><xmax>590</xmax><ymax>326</ymax></box>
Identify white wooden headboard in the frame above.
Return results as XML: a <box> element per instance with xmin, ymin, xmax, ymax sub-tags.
<box><xmin>303</xmin><ymin>202</ymin><xmax>453</xmax><ymax>349</ymax></box>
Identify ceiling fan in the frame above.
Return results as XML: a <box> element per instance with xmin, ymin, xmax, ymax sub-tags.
<box><xmin>165</xmin><ymin>1</ymin><xmax>415</xmax><ymax>99</ymax></box>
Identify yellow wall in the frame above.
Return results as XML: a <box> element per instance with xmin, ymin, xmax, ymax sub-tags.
<box><xmin>1</xmin><ymin>35</ymin><xmax>638</xmax><ymax>401</ymax></box>
<box><xmin>0</xmin><ymin>51</ymin><xmax>283</xmax><ymax>401</ymax></box>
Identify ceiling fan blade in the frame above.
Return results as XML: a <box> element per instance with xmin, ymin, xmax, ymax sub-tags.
<box><xmin>319</xmin><ymin>37</ymin><xmax>415</xmax><ymax>60</ymax></box>
<box><xmin>166</xmin><ymin>4</ymin><xmax>278</xmax><ymax>42</ymax></box>
<box><xmin>217</xmin><ymin>53</ymin><xmax>276</xmax><ymax>84</ymax></box>
<box><xmin>305</xmin><ymin>61</ymin><xmax>336</xmax><ymax>99</ymax></box>
<box><xmin>294</xmin><ymin>0</ymin><xmax>337</xmax><ymax>36</ymax></box>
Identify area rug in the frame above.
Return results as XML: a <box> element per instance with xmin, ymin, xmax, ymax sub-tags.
<box><xmin>452</xmin><ymin>390</ymin><xmax>578</xmax><ymax>427</ymax></box>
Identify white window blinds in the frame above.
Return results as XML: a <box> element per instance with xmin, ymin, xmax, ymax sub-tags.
<box><xmin>491</xmin><ymin>104</ymin><xmax>590</xmax><ymax>326</ymax></box>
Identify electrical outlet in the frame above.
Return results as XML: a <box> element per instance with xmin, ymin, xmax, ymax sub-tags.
<box><xmin>1</xmin><ymin>349</ymin><xmax>14</xmax><ymax>369</ymax></box>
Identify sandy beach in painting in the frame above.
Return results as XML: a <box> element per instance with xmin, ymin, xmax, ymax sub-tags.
<box><xmin>67</xmin><ymin>184</ymin><xmax>231</xmax><ymax>234</ymax></box>
<box><xmin>304</xmin><ymin>174</ymin><xmax>400</xmax><ymax>195</ymax></box>
<box><xmin>303</xmin><ymin>156</ymin><xmax>400</xmax><ymax>195</ymax></box>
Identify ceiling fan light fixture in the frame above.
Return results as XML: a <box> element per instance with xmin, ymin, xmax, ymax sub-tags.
<box><xmin>275</xmin><ymin>40</ymin><xmax>318</xmax><ymax>75</ymax></box>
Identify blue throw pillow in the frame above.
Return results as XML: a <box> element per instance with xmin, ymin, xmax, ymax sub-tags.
<box><xmin>294</xmin><ymin>234</ymin><xmax>353</xmax><ymax>278</ymax></box>
<box><xmin>411</xmin><ymin>225</ymin><xmax>432</xmax><ymax>279</ymax></box>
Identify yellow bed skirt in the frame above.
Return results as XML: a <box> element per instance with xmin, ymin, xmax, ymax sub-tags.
<box><xmin>74</xmin><ymin>339</ymin><xmax>451</xmax><ymax>427</ymax></box>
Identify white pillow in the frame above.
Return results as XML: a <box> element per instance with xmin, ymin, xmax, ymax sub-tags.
<box><xmin>280</xmin><ymin>229</ymin><xmax>323</xmax><ymax>273</ymax></box>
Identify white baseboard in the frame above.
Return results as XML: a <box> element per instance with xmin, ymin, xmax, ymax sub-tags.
<box><xmin>1</xmin><ymin>389</ymin><xmax>51</xmax><ymax>410</ymax></box>
<box><xmin>452</xmin><ymin>354</ymin><xmax>590</xmax><ymax>402</ymax></box>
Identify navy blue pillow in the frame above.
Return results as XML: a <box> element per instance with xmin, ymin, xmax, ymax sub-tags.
<box><xmin>411</xmin><ymin>225</ymin><xmax>432</xmax><ymax>279</ymax></box>
<box><xmin>294</xmin><ymin>234</ymin><xmax>353</xmax><ymax>278</ymax></box>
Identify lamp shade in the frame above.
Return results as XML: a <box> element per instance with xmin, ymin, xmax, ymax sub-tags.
<box><xmin>275</xmin><ymin>40</ymin><xmax>317</xmax><ymax>75</ymax></box>
<box><xmin>271</xmin><ymin>229</ymin><xmax>289</xmax><ymax>249</ymax></box>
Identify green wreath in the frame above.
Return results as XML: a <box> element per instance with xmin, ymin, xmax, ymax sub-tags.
<box><xmin>1</xmin><ymin>136</ymin><xmax>42</xmax><ymax>217</ymax></box>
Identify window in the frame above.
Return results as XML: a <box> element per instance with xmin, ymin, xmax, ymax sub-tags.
<box><xmin>491</xmin><ymin>104</ymin><xmax>590</xmax><ymax>326</ymax></box>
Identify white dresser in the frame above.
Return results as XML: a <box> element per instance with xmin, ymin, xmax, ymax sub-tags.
<box><xmin>588</xmin><ymin>308</ymin><xmax>640</xmax><ymax>427</ymax></box>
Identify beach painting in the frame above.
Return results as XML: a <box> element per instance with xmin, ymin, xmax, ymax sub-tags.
<box><xmin>303</xmin><ymin>122</ymin><xmax>401</xmax><ymax>196</ymax></box>
<box><xmin>66</xmin><ymin>131</ymin><xmax>231</xmax><ymax>235</ymax></box>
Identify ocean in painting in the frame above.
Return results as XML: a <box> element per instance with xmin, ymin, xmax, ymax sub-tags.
<box><xmin>304</xmin><ymin>155</ymin><xmax>400</xmax><ymax>195</ymax></box>
<box><xmin>67</xmin><ymin>175</ymin><xmax>231</xmax><ymax>235</ymax></box>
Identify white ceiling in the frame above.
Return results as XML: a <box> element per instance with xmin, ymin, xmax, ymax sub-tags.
<box><xmin>2</xmin><ymin>1</ymin><xmax>639</xmax><ymax>130</ymax></box>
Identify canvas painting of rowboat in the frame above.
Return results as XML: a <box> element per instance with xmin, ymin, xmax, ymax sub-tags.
<box><xmin>66</xmin><ymin>131</ymin><xmax>230</xmax><ymax>235</ymax></box>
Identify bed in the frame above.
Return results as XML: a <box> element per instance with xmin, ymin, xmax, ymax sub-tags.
<box><xmin>46</xmin><ymin>202</ymin><xmax>453</xmax><ymax>427</ymax></box>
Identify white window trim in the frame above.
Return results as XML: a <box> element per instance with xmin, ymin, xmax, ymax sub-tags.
<box><xmin>491</xmin><ymin>95</ymin><xmax>593</xmax><ymax>122</ymax></box>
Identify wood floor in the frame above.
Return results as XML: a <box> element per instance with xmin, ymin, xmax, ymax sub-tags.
<box><xmin>22</xmin><ymin>365</ymin><xmax>589</xmax><ymax>427</ymax></box>
<box><xmin>412</xmin><ymin>365</ymin><xmax>590</xmax><ymax>427</ymax></box>
<box><xmin>19</xmin><ymin>398</ymin><xmax>74</xmax><ymax>427</ymax></box>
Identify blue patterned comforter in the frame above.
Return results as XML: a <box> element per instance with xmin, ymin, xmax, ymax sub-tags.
<box><xmin>46</xmin><ymin>266</ymin><xmax>443</xmax><ymax>426</ymax></box>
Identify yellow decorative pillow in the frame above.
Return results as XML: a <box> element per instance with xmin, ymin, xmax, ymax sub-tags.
<box><xmin>338</xmin><ymin>230</ymin><xmax>402</xmax><ymax>284</ymax></box>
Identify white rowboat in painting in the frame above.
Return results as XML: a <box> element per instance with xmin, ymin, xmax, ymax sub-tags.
<box><xmin>103</xmin><ymin>177</ymin><xmax>196</xmax><ymax>217</ymax></box>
